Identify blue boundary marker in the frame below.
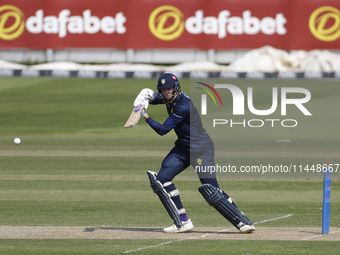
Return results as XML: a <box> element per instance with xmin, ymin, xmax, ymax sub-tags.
<box><xmin>322</xmin><ymin>166</ymin><xmax>331</xmax><ymax>234</ymax></box>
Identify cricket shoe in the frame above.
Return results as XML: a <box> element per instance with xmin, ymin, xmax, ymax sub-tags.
<box><xmin>239</xmin><ymin>224</ymin><xmax>256</xmax><ymax>233</ymax></box>
<box><xmin>163</xmin><ymin>219</ymin><xmax>194</xmax><ymax>233</ymax></box>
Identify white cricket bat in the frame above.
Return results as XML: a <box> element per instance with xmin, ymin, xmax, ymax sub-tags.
<box><xmin>123</xmin><ymin>104</ymin><xmax>145</xmax><ymax>128</ymax></box>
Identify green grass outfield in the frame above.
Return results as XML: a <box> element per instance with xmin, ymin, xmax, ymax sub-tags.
<box><xmin>0</xmin><ymin>77</ymin><xmax>339</xmax><ymax>254</ymax></box>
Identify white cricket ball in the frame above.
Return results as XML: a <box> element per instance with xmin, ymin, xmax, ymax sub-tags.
<box><xmin>14</xmin><ymin>138</ymin><xmax>21</xmax><ymax>145</ymax></box>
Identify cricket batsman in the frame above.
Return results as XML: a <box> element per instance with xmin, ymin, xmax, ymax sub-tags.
<box><xmin>133</xmin><ymin>73</ymin><xmax>255</xmax><ymax>233</ymax></box>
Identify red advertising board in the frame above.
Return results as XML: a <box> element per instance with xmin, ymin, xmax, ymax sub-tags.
<box><xmin>0</xmin><ymin>0</ymin><xmax>339</xmax><ymax>50</ymax></box>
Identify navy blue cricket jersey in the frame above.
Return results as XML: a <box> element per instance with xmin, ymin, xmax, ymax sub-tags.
<box><xmin>146</xmin><ymin>92</ymin><xmax>213</xmax><ymax>152</ymax></box>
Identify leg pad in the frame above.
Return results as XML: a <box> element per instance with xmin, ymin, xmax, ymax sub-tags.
<box><xmin>147</xmin><ymin>171</ymin><xmax>182</xmax><ymax>228</ymax></box>
<box><xmin>198</xmin><ymin>184</ymin><xmax>253</xmax><ymax>229</ymax></box>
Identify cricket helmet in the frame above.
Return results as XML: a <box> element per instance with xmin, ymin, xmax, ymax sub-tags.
<box><xmin>157</xmin><ymin>73</ymin><xmax>181</xmax><ymax>103</ymax></box>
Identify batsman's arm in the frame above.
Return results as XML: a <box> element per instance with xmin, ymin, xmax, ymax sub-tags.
<box><xmin>145</xmin><ymin>117</ymin><xmax>172</xmax><ymax>136</ymax></box>
<box><xmin>143</xmin><ymin>104</ymin><xmax>188</xmax><ymax>136</ymax></box>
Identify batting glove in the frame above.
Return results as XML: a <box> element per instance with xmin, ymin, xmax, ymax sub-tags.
<box><xmin>133</xmin><ymin>88</ymin><xmax>154</xmax><ymax>109</ymax></box>
<box><xmin>140</xmin><ymin>108</ymin><xmax>148</xmax><ymax>118</ymax></box>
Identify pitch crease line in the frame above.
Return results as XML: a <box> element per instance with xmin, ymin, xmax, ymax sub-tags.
<box><xmin>253</xmin><ymin>214</ymin><xmax>293</xmax><ymax>225</ymax></box>
<box><xmin>300</xmin><ymin>229</ymin><xmax>340</xmax><ymax>241</ymax></box>
<box><xmin>123</xmin><ymin>214</ymin><xmax>293</xmax><ymax>253</ymax></box>
<box><xmin>124</xmin><ymin>228</ymin><xmax>229</xmax><ymax>254</ymax></box>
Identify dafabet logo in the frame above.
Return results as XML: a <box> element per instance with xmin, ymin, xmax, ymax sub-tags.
<box><xmin>149</xmin><ymin>5</ymin><xmax>287</xmax><ymax>41</ymax></box>
<box><xmin>0</xmin><ymin>5</ymin><xmax>127</xmax><ymax>40</ymax></box>
<box><xmin>148</xmin><ymin>5</ymin><xmax>185</xmax><ymax>41</ymax></box>
<box><xmin>309</xmin><ymin>6</ymin><xmax>340</xmax><ymax>42</ymax></box>
<box><xmin>0</xmin><ymin>5</ymin><xmax>25</xmax><ymax>40</ymax></box>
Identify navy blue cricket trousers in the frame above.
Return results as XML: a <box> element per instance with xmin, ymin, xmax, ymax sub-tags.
<box><xmin>156</xmin><ymin>140</ymin><xmax>221</xmax><ymax>211</ymax></box>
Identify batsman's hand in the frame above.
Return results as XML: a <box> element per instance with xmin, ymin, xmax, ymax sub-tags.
<box><xmin>141</xmin><ymin>108</ymin><xmax>148</xmax><ymax>118</ymax></box>
<box><xmin>133</xmin><ymin>88</ymin><xmax>154</xmax><ymax>109</ymax></box>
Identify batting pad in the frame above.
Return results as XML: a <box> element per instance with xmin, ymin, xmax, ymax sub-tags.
<box><xmin>198</xmin><ymin>184</ymin><xmax>253</xmax><ymax>229</ymax></box>
<box><xmin>147</xmin><ymin>171</ymin><xmax>182</xmax><ymax>228</ymax></box>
